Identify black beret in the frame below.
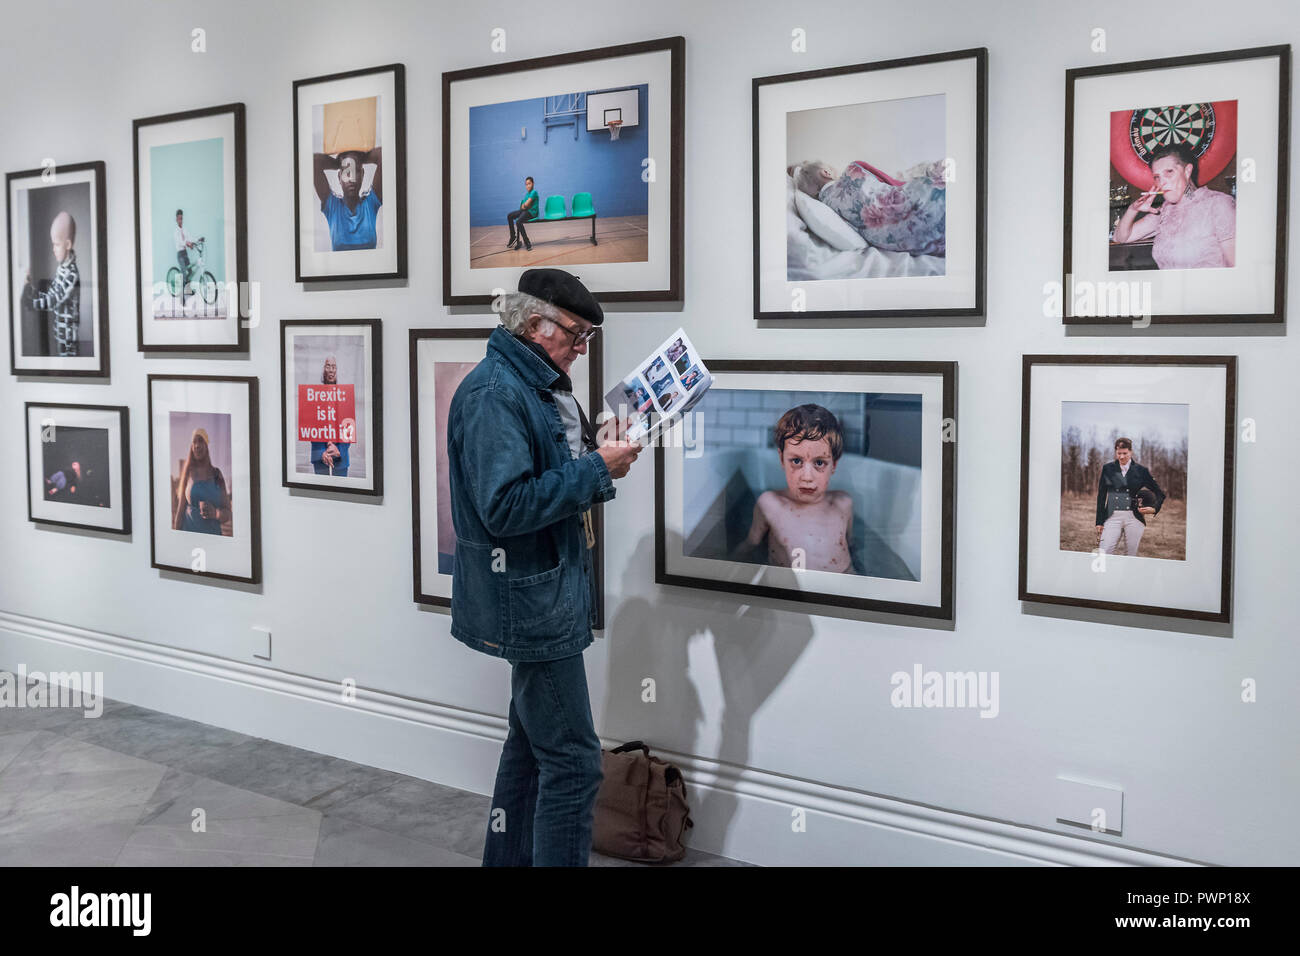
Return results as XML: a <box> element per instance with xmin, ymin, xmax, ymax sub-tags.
<box><xmin>518</xmin><ymin>268</ymin><xmax>603</xmax><ymax>327</ymax></box>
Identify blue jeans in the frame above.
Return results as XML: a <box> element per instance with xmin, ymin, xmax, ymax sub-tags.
<box><xmin>482</xmin><ymin>652</ymin><xmax>604</xmax><ymax>866</ymax></box>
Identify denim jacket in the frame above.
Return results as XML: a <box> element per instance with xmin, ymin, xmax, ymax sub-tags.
<box><xmin>446</xmin><ymin>325</ymin><xmax>614</xmax><ymax>661</ymax></box>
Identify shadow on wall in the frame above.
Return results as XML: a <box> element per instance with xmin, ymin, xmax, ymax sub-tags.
<box><xmin>599</xmin><ymin>532</ymin><xmax>815</xmax><ymax>852</ymax></box>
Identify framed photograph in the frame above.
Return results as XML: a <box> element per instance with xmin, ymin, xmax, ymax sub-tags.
<box><xmin>134</xmin><ymin>103</ymin><xmax>248</xmax><ymax>351</ymax></box>
<box><xmin>409</xmin><ymin>328</ymin><xmax>607</xmax><ymax>625</ymax></box>
<box><xmin>753</xmin><ymin>48</ymin><xmax>987</xmax><ymax>321</ymax></box>
<box><xmin>25</xmin><ymin>402</ymin><xmax>130</xmax><ymax>534</ymax></box>
<box><xmin>7</xmin><ymin>162</ymin><xmax>109</xmax><ymax>376</ymax></box>
<box><xmin>7</xmin><ymin>162</ymin><xmax>107</xmax><ymax>374</ymax></box>
<box><xmin>1064</xmin><ymin>45</ymin><xmax>1290</xmax><ymax>324</ymax></box>
<box><xmin>147</xmin><ymin>374</ymin><xmax>261</xmax><ymax>583</ymax></box>
<box><xmin>1018</xmin><ymin>356</ymin><xmax>1236</xmax><ymax>622</ymax></box>
<box><xmin>293</xmin><ymin>64</ymin><xmax>407</xmax><ymax>282</ymax></box>
<box><xmin>442</xmin><ymin>36</ymin><xmax>684</xmax><ymax>304</ymax></box>
<box><xmin>656</xmin><ymin>360</ymin><xmax>957</xmax><ymax>620</ymax></box>
<box><xmin>280</xmin><ymin>319</ymin><xmax>382</xmax><ymax>495</ymax></box>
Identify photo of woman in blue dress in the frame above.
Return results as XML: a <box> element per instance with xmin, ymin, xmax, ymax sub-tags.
<box><xmin>170</xmin><ymin>427</ymin><xmax>231</xmax><ymax>536</ymax></box>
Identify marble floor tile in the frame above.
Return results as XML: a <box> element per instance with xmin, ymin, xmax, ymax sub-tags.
<box><xmin>314</xmin><ymin>814</ymin><xmax>480</xmax><ymax>867</ymax></box>
<box><xmin>60</xmin><ymin>704</ymin><xmax>254</xmax><ymax>767</ymax></box>
<box><xmin>0</xmin><ymin>733</ymin><xmax>167</xmax><ymax>866</ymax></box>
<box><xmin>116</xmin><ymin>767</ymin><xmax>321</xmax><ymax>865</ymax></box>
<box><xmin>322</xmin><ymin>776</ymin><xmax>492</xmax><ymax>858</ymax></box>
<box><xmin>171</xmin><ymin>736</ymin><xmax>408</xmax><ymax>811</ymax></box>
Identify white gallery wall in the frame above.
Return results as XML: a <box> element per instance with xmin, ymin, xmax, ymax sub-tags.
<box><xmin>2</xmin><ymin>0</ymin><xmax>1297</xmax><ymax>866</ymax></box>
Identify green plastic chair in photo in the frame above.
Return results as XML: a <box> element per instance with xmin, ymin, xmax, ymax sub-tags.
<box><xmin>542</xmin><ymin>195</ymin><xmax>567</xmax><ymax>219</ymax></box>
<box><xmin>571</xmin><ymin>192</ymin><xmax>595</xmax><ymax>218</ymax></box>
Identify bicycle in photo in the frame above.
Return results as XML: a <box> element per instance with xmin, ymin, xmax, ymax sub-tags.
<box><xmin>166</xmin><ymin>237</ymin><xmax>219</xmax><ymax>304</ymax></box>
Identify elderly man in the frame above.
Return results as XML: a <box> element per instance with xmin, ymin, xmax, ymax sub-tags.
<box><xmin>447</xmin><ymin>267</ymin><xmax>641</xmax><ymax>867</ymax></box>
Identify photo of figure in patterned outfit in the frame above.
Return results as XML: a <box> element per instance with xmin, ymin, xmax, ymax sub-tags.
<box><xmin>21</xmin><ymin>209</ymin><xmax>80</xmax><ymax>355</ymax></box>
<box><xmin>785</xmin><ymin>93</ymin><xmax>947</xmax><ymax>280</ymax></box>
<box><xmin>7</xmin><ymin>162</ymin><xmax>106</xmax><ymax>373</ymax></box>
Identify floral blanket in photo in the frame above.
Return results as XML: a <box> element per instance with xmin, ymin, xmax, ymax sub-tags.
<box><xmin>818</xmin><ymin>160</ymin><xmax>947</xmax><ymax>257</ymax></box>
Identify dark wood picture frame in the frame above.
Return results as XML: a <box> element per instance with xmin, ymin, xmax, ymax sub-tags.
<box><xmin>1063</xmin><ymin>45</ymin><xmax>1290</xmax><ymax>325</ymax></box>
<box><xmin>7</xmin><ymin>161</ymin><xmax>110</xmax><ymax>377</ymax></box>
<box><xmin>1017</xmin><ymin>355</ymin><xmax>1236</xmax><ymax>622</ymax></box>
<box><xmin>133</xmin><ymin>103</ymin><xmax>248</xmax><ymax>353</ymax></box>
<box><xmin>752</xmin><ymin>47</ymin><xmax>988</xmax><ymax>322</ymax></box>
<box><xmin>441</xmin><ymin>36</ymin><xmax>685</xmax><ymax>306</ymax></box>
<box><xmin>408</xmin><ymin>327</ymin><xmax>607</xmax><ymax>627</ymax></box>
<box><xmin>655</xmin><ymin>359</ymin><xmax>957</xmax><ymax>621</ymax></box>
<box><xmin>292</xmin><ymin>63</ymin><xmax>408</xmax><ymax>283</ymax></box>
<box><xmin>24</xmin><ymin>401</ymin><xmax>131</xmax><ymax>534</ymax></box>
<box><xmin>147</xmin><ymin>373</ymin><xmax>261</xmax><ymax>584</ymax></box>
<box><xmin>279</xmin><ymin>318</ymin><xmax>383</xmax><ymax>496</ymax></box>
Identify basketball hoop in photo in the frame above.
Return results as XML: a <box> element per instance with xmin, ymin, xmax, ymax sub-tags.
<box><xmin>606</xmin><ymin>119</ymin><xmax>623</xmax><ymax>140</ymax></box>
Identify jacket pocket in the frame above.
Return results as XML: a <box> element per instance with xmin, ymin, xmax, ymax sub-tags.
<box><xmin>508</xmin><ymin>559</ymin><xmax>575</xmax><ymax>640</ymax></box>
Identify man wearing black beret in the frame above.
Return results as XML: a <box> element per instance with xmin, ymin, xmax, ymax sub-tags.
<box><xmin>446</xmin><ymin>267</ymin><xmax>642</xmax><ymax>866</ymax></box>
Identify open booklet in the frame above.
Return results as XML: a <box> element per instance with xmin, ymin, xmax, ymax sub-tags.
<box><xmin>603</xmin><ymin>327</ymin><xmax>711</xmax><ymax>443</ymax></box>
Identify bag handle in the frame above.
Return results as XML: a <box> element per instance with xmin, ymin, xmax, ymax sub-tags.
<box><xmin>611</xmin><ymin>740</ymin><xmax>651</xmax><ymax>756</ymax></box>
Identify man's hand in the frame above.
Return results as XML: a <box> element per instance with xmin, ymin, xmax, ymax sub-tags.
<box><xmin>1095</xmin><ymin>524</ymin><xmax>1104</xmax><ymax>538</ymax></box>
<box><xmin>199</xmin><ymin>501</ymin><xmax>216</xmax><ymax>519</ymax></box>
<box><xmin>595</xmin><ymin>416</ymin><xmax>642</xmax><ymax>479</ymax></box>
<box><xmin>597</xmin><ymin>441</ymin><xmax>640</xmax><ymax>479</ymax></box>
<box><xmin>1138</xmin><ymin>506</ymin><xmax>1155</xmax><ymax>516</ymax></box>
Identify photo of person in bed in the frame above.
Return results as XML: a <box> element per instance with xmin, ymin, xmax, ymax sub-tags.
<box><xmin>790</xmin><ymin>158</ymin><xmax>946</xmax><ymax>258</ymax></box>
<box><xmin>731</xmin><ymin>403</ymin><xmax>856</xmax><ymax>574</ymax></box>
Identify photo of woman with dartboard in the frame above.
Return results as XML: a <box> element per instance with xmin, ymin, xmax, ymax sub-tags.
<box><xmin>1107</xmin><ymin>101</ymin><xmax>1238</xmax><ymax>271</ymax></box>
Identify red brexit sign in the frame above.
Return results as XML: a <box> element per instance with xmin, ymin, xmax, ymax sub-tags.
<box><xmin>298</xmin><ymin>384</ymin><xmax>357</xmax><ymax>443</ymax></box>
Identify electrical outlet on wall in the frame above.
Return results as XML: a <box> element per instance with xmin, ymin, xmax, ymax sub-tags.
<box><xmin>251</xmin><ymin>626</ymin><xmax>271</xmax><ymax>662</ymax></box>
<box><xmin>1055</xmin><ymin>775</ymin><xmax>1123</xmax><ymax>836</ymax></box>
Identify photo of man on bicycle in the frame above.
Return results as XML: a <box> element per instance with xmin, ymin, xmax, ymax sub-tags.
<box><xmin>163</xmin><ymin>207</ymin><xmax>217</xmax><ymax>306</ymax></box>
<box><xmin>174</xmin><ymin>208</ymin><xmax>195</xmax><ymax>274</ymax></box>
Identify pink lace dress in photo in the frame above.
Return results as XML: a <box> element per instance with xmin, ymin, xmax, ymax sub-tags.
<box><xmin>1149</xmin><ymin>186</ymin><xmax>1236</xmax><ymax>270</ymax></box>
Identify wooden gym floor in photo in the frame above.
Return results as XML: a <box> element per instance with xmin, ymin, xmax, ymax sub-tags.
<box><xmin>470</xmin><ymin>215</ymin><xmax>649</xmax><ymax>270</ymax></box>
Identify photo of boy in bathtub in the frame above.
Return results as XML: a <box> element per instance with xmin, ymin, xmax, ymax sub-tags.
<box><xmin>731</xmin><ymin>404</ymin><xmax>855</xmax><ymax>573</ymax></box>
<box><xmin>682</xmin><ymin>390</ymin><xmax>923</xmax><ymax>582</ymax></box>
<box><xmin>785</xmin><ymin>92</ymin><xmax>947</xmax><ymax>281</ymax></box>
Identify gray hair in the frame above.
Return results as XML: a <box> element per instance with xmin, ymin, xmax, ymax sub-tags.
<box><xmin>497</xmin><ymin>291</ymin><xmax>560</xmax><ymax>337</ymax></box>
<box><xmin>790</xmin><ymin>159</ymin><xmax>833</xmax><ymax>199</ymax></box>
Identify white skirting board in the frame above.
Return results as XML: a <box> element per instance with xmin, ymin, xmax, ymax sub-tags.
<box><xmin>0</xmin><ymin>611</ymin><xmax>1201</xmax><ymax>867</ymax></box>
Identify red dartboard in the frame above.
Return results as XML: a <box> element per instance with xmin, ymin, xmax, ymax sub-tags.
<box><xmin>1109</xmin><ymin>100</ymin><xmax>1238</xmax><ymax>189</ymax></box>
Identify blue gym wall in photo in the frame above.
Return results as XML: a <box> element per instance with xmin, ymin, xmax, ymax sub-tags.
<box><xmin>468</xmin><ymin>84</ymin><xmax>649</xmax><ymax>227</ymax></box>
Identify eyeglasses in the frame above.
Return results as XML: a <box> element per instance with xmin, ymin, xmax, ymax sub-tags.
<box><xmin>551</xmin><ymin>316</ymin><xmax>598</xmax><ymax>345</ymax></box>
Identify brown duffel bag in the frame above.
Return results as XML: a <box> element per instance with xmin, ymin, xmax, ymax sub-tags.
<box><xmin>592</xmin><ymin>740</ymin><xmax>694</xmax><ymax>863</ymax></box>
